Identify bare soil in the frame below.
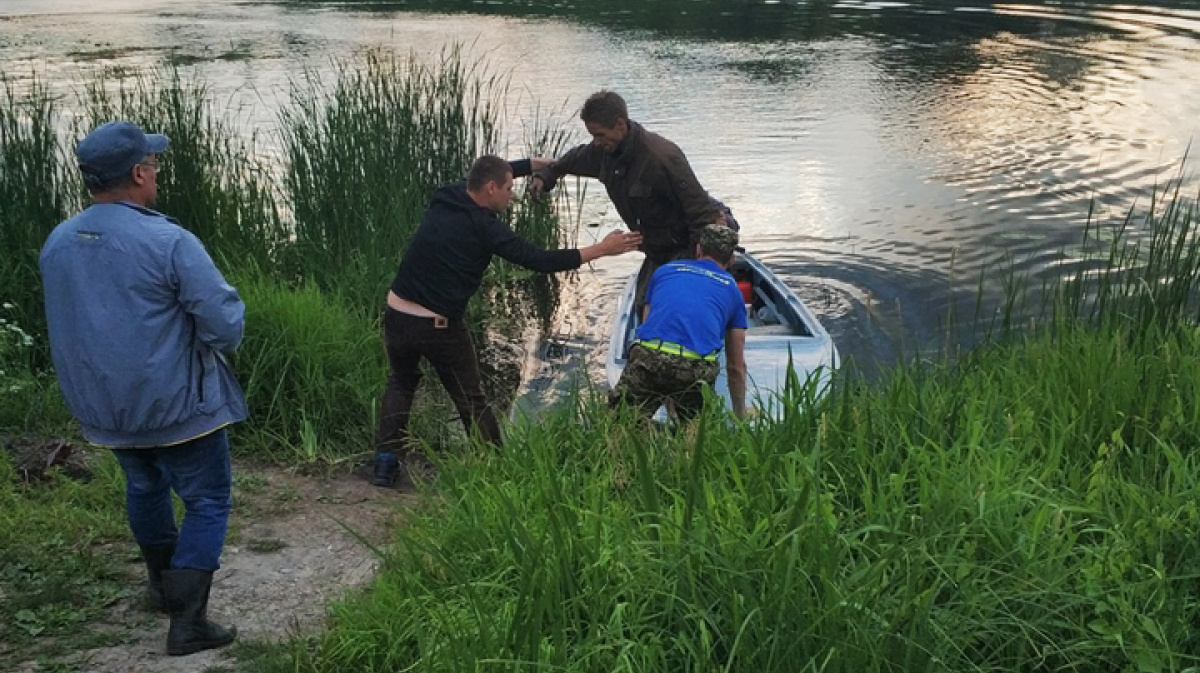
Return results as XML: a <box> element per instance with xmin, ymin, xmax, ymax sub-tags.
<box><xmin>10</xmin><ymin>458</ymin><xmax>414</xmax><ymax>673</ymax></box>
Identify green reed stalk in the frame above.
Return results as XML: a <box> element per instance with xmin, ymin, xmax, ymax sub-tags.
<box><xmin>229</xmin><ymin>271</ymin><xmax>383</xmax><ymax>462</ymax></box>
<box><xmin>0</xmin><ymin>75</ymin><xmax>73</xmax><ymax>354</ymax></box>
<box><xmin>79</xmin><ymin>68</ymin><xmax>287</xmax><ymax>273</ymax></box>
<box><xmin>279</xmin><ymin>46</ymin><xmax>504</xmax><ymax>313</ymax></box>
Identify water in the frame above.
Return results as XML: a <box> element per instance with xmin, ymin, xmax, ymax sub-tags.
<box><xmin>4</xmin><ymin>0</ymin><xmax>1199</xmax><ymax>379</ymax></box>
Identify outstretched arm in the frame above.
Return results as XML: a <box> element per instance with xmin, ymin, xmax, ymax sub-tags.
<box><xmin>580</xmin><ymin>230</ymin><xmax>643</xmax><ymax>263</ymax></box>
<box><xmin>486</xmin><ymin>216</ymin><xmax>642</xmax><ymax>273</ymax></box>
<box><xmin>724</xmin><ymin>327</ymin><xmax>747</xmax><ymax>418</ymax></box>
<box><xmin>528</xmin><ymin>144</ymin><xmax>606</xmax><ymax>197</ymax></box>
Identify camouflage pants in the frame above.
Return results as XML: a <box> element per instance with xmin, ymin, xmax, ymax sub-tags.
<box><xmin>609</xmin><ymin>343</ymin><xmax>720</xmax><ymax>421</ymax></box>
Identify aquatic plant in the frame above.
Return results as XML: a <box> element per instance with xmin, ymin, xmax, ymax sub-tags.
<box><xmin>79</xmin><ymin>68</ymin><xmax>287</xmax><ymax>273</ymax></box>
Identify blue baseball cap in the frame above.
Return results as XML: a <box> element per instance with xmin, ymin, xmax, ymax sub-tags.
<box><xmin>75</xmin><ymin>121</ymin><xmax>169</xmax><ymax>186</ymax></box>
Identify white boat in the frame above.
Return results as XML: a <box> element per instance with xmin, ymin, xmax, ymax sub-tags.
<box><xmin>605</xmin><ymin>250</ymin><xmax>840</xmax><ymax>419</ymax></box>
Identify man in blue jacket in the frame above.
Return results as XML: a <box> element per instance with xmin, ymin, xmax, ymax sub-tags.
<box><xmin>373</xmin><ymin>155</ymin><xmax>641</xmax><ymax>486</ymax></box>
<box><xmin>40</xmin><ymin>121</ymin><xmax>243</xmax><ymax>656</ymax></box>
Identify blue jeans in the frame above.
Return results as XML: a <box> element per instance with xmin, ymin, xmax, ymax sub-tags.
<box><xmin>112</xmin><ymin>429</ymin><xmax>233</xmax><ymax>572</ymax></box>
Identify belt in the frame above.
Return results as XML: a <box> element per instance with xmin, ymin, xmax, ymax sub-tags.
<box><xmin>387</xmin><ymin>306</ymin><xmax>449</xmax><ymax>328</ymax></box>
<box><xmin>636</xmin><ymin>339</ymin><xmax>718</xmax><ymax>362</ymax></box>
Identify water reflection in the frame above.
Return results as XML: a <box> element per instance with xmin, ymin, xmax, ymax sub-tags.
<box><xmin>2</xmin><ymin>0</ymin><xmax>1198</xmax><ymax>376</ymax></box>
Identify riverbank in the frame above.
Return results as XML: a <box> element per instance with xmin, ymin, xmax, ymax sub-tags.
<box><xmin>8</xmin><ymin>305</ymin><xmax>1200</xmax><ymax>672</ymax></box>
<box><xmin>8</xmin><ymin>196</ymin><xmax>1200</xmax><ymax>671</ymax></box>
<box><xmin>232</xmin><ymin>316</ymin><xmax>1200</xmax><ymax>673</ymax></box>
<box><xmin>0</xmin><ymin>449</ymin><xmax>410</xmax><ymax>673</ymax></box>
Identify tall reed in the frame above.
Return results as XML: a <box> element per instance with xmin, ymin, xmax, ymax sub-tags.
<box><xmin>279</xmin><ymin>46</ymin><xmax>504</xmax><ymax>312</ymax></box>
<box><xmin>79</xmin><ymin>68</ymin><xmax>288</xmax><ymax>273</ymax></box>
<box><xmin>0</xmin><ymin>75</ymin><xmax>73</xmax><ymax>356</ymax></box>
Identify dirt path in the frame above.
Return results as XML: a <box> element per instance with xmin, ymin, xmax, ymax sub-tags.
<box><xmin>8</xmin><ymin>267</ymin><xmax>632</xmax><ymax>673</ymax></box>
<box><xmin>14</xmin><ymin>461</ymin><xmax>413</xmax><ymax>673</ymax></box>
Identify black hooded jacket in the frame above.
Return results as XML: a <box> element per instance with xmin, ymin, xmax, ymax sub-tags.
<box><xmin>390</xmin><ymin>162</ymin><xmax>581</xmax><ymax>320</ymax></box>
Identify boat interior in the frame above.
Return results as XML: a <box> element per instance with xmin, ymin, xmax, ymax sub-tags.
<box><xmin>728</xmin><ymin>256</ymin><xmax>812</xmax><ymax>337</ymax></box>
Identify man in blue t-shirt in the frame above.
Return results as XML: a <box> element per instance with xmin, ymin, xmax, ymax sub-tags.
<box><xmin>609</xmin><ymin>224</ymin><xmax>748</xmax><ymax>420</ymax></box>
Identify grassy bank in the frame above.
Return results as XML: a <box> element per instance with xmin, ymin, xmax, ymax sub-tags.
<box><xmin>249</xmin><ymin>323</ymin><xmax>1200</xmax><ymax>672</ymax></box>
<box><xmin>234</xmin><ymin>185</ymin><xmax>1200</xmax><ymax>673</ymax></box>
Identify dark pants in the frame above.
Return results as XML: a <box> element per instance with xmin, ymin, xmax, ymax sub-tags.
<box><xmin>634</xmin><ymin>248</ymin><xmax>693</xmax><ymax>318</ymax></box>
<box><xmin>609</xmin><ymin>343</ymin><xmax>720</xmax><ymax>421</ymax></box>
<box><xmin>111</xmin><ymin>429</ymin><xmax>233</xmax><ymax>571</ymax></box>
<box><xmin>375</xmin><ymin>307</ymin><xmax>501</xmax><ymax>454</ymax></box>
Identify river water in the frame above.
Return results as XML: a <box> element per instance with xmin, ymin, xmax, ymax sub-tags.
<box><xmin>3</xmin><ymin>0</ymin><xmax>1199</xmax><ymax>381</ymax></box>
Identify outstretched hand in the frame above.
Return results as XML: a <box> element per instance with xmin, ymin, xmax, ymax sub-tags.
<box><xmin>525</xmin><ymin>158</ymin><xmax>555</xmax><ymax>199</ymax></box>
<box><xmin>527</xmin><ymin>174</ymin><xmax>547</xmax><ymax>198</ymax></box>
<box><xmin>579</xmin><ymin>230</ymin><xmax>643</xmax><ymax>264</ymax></box>
<box><xmin>600</xmin><ymin>230</ymin><xmax>643</xmax><ymax>256</ymax></box>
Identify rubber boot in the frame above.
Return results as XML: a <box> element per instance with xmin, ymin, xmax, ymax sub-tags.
<box><xmin>371</xmin><ymin>451</ymin><xmax>400</xmax><ymax>487</ymax></box>
<box><xmin>140</xmin><ymin>542</ymin><xmax>176</xmax><ymax>613</ymax></box>
<box><xmin>162</xmin><ymin>569</ymin><xmax>237</xmax><ymax>656</ymax></box>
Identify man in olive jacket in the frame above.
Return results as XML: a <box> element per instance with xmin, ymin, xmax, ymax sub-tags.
<box><xmin>528</xmin><ymin>90</ymin><xmax>725</xmax><ymax>310</ymax></box>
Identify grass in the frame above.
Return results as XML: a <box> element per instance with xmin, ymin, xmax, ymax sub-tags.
<box><xmin>249</xmin><ymin>337</ymin><xmax>1200</xmax><ymax>671</ymax></box>
<box><xmin>0</xmin><ymin>450</ymin><xmax>130</xmax><ymax>666</ymax></box>
<box><xmin>79</xmin><ymin>68</ymin><xmax>288</xmax><ymax>275</ymax></box>
<box><xmin>231</xmin><ymin>271</ymin><xmax>383</xmax><ymax>462</ymax></box>
<box><xmin>241</xmin><ymin>183</ymin><xmax>1200</xmax><ymax>673</ymax></box>
<box><xmin>0</xmin><ymin>75</ymin><xmax>74</xmax><ymax>366</ymax></box>
<box><xmin>279</xmin><ymin>46</ymin><xmax>502</xmax><ymax>310</ymax></box>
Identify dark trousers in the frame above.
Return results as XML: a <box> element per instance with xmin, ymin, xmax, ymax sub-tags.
<box><xmin>634</xmin><ymin>248</ymin><xmax>693</xmax><ymax>317</ymax></box>
<box><xmin>375</xmin><ymin>307</ymin><xmax>501</xmax><ymax>454</ymax></box>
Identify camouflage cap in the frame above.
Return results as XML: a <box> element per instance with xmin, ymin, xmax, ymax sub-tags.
<box><xmin>697</xmin><ymin>223</ymin><xmax>739</xmax><ymax>259</ymax></box>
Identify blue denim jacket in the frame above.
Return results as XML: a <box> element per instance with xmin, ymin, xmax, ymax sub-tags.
<box><xmin>40</xmin><ymin>202</ymin><xmax>248</xmax><ymax>447</ymax></box>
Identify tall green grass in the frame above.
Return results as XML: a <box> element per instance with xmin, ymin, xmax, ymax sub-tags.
<box><xmin>250</xmin><ymin>185</ymin><xmax>1200</xmax><ymax>673</ymax></box>
<box><xmin>279</xmin><ymin>46</ymin><xmax>502</xmax><ymax>310</ymax></box>
<box><xmin>0</xmin><ymin>49</ymin><xmax>573</xmax><ymax>459</ymax></box>
<box><xmin>0</xmin><ymin>75</ymin><xmax>73</xmax><ymax>357</ymax></box>
<box><xmin>79</xmin><ymin>68</ymin><xmax>288</xmax><ymax>273</ymax></box>
<box><xmin>278</xmin><ymin>46</ymin><xmax>570</xmax><ymax>326</ymax></box>
<box><xmin>231</xmin><ymin>271</ymin><xmax>383</xmax><ymax>462</ymax></box>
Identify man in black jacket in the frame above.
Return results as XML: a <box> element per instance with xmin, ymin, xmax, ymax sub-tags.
<box><xmin>372</xmin><ymin>155</ymin><xmax>641</xmax><ymax>487</ymax></box>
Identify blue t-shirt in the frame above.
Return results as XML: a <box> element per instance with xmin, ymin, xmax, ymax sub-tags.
<box><xmin>637</xmin><ymin>259</ymin><xmax>748</xmax><ymax>356</ymax></box>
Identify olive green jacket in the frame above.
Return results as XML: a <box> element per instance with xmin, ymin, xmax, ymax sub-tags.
<box><xmin>536</xmin><ymin>121</ymin><xmax>721</xmax><ymax>262</ymax></box>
